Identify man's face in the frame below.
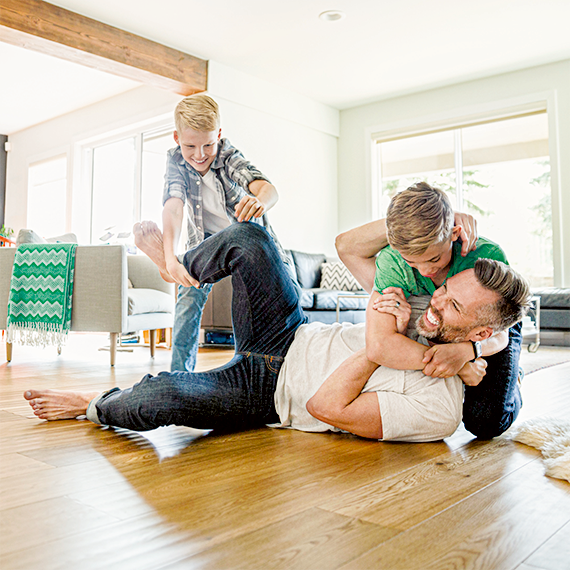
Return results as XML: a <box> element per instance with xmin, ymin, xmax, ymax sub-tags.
<box><xmin>416</xmin><ymin>269</ymin><xmax>500</xmax><ymax>343</ymax></box>
<box><xmin>174</xmin><ymin>127</ymin><xmax>221</xmax><ymax>174</ymax></box>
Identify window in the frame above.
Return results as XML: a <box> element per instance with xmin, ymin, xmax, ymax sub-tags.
<box><xmin>84</xmin><ymin>125</ymin><xmax>173</xmax><ymax>245</ymax></box>
<box><xmin>376</xmin><ymin>113</ymin><xmax>552</xmax><ymax>286</ymax></box>
<box><xmin>28</xmin><ymin>155</ymin><xmax>67</xmax><ymax>238</ymax></box>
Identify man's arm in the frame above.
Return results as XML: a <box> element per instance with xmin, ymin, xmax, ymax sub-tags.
<box><xmin>306</xmin><ymin>349</ymin><xmax>383</xmax><ymax>439</ymax></box>
<box><xmin>162</xmin><ymin>197</ymin><xmax>199</xmax><ymax>288</ymax></box>
<box><xmin>235</xmin><ymin>179</ymin><xmax>278</xmax><ymax>222</ymax></box>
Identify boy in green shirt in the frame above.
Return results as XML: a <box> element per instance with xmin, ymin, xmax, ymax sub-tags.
<box><xmin>336</xmin><ymin>182</ymin><xmax>523</xmax><ymax>438</ymax></box>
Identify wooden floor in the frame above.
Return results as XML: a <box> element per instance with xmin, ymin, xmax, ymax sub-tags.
<box><xmin>1</xmin><ymin>334</ymin><xmax>569</xmax><ymax>570</ymax></box>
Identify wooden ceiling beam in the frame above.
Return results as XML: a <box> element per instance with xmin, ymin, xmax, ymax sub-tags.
<box><xmin>0</xmin><ymin>0</ymin><xmax>207</xmax><ymax>95</ymax></box>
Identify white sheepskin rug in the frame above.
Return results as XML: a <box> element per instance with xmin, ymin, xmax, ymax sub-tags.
<box><xmin>507</xmin><ymin>417</ymin><xmax>570</xmax><ymax>483</ymax></box>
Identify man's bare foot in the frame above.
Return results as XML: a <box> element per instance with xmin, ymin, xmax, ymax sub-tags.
<box><xmin>133</xmin><ymin>221</ymin><xmax>175</xmax><ymax>283</ymax></box>
<box><xmin>24</xmin><ymin>389</ymin><xmax>100</xmax><ymax>420</ymax></box>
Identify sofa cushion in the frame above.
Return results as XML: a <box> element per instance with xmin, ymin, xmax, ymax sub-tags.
<box><xmin>532</xmin><ymin>288</ymin><xmax>570</xmax><ymax>309</ymax></box>
<box><xmin>17</xmin><ymin>229</ymin><xmax>78</xmax><ymax>245</ymax></box>
<box><xmin>311</xmin><ymin>289</ymin><xmax>369</xmax><ymax>311</ymax></box>
<box><xmin>298</xmin><ymin>288</ymin><xmax>315</xmax><ymax>310</ymax></box>
<box><xmin>16</xmin><ymin>229</ymin><xmax>47</xmax><ymax>245</ymax></box>
<box><xmin>320</xmin><ymin>261</ymin><xmax>363</xmax><ymax>292</ymax></box>
<box><xmin>290</xmin><ymin>250</ymin><xmax>326</xmax><ymax>289</ymax></box>
<box><xmin>128</xmin><ymin>289</ymin><xmax>174</xmax><ymax>316</ymax></box>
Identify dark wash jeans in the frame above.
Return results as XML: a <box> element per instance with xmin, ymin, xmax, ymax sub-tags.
<box><xmin>96</xmin><ymin>224</ymin><xmax>306</xmax><ymax>432</ymax></box>
<box><xmin>462</xmin><ymin>321</ymin><xmax>523</xmax><ymax>439</ymax></box>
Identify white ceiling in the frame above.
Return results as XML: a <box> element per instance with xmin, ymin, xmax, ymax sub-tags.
<box><xmin>3</xmin><ymin>0</ymin><xmax>570</xmax><ymax>135</ymax></box>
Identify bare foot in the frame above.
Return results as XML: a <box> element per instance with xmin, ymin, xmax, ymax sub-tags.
<box><xmin>24</xmin><ymin>389</ymin><xmax>100</xmax><ymax>420</ymax></box>
<box><xmin>133</xmin><ymin>221</ymin><xmax>175</xmax><ymax>283</ymax></box>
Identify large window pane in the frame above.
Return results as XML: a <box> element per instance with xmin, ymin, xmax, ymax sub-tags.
<box><xmin>141</xmin><ymin>131</ymin><xmax>174</xmax><ymax>226</ymax></box>
<box><xmin>28</xmin><ymin>155</ymin><xmax>67</xmax><ymax>238</ymax></box>
<box><xmin>91</xmin><ymin>137</ymin><xmax>136</xmax><ymax>243</ymax></box>
<box><xmin>378</xmin><ymin>130</ymin><xmax>456</xmax><ymax>213</ymax></box>
<box><xmin>376</xmin><ymin>113</ymin><xmax>552</xmax><ymax>286</ymax></box>
<box><xmin>460</xmin><ymin>115</ymin><xmax>552</xmax><ymax>286</ymax></box>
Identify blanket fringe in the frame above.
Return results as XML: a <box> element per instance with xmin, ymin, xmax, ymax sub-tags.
<box><xmin>6</xmin><ymin>322</ymin><xmax>69</xmax><ymax>349</ymax></box>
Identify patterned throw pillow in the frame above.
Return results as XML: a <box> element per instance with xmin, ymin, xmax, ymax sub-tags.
<box><xmin>320</xmin><ymin>262</ymin><xmax>363</xmax><ymax>292</ymax></box>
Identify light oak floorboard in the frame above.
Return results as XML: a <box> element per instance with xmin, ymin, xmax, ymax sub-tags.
<box><xmin>1</xmin><ymin>335</ymin><xmax>569</xmax><ymax>569</ymax></box>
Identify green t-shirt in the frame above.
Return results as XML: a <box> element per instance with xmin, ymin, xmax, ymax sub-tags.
<box><xmin>373</xmin><ymin>237</ymin><xmax>508</xmax><ymax>297</ymax></box>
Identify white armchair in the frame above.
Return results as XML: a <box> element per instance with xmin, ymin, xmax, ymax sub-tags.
<box><xmin>0</xmin><ymin>245</ymin><xmax>175</xmax><ymax>366</ymax></box>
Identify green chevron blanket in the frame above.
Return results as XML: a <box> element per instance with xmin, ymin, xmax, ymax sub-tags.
<box><xmin>6</xmin><ymin>243</ymin><xmax>77</xmax><ymax>348</ymax></box>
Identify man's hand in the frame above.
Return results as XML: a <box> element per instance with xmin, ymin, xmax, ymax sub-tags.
<box><xmin>422</xmin><ymin>342</ymin><xmax>475</xmax><ymax>378</ymax></box>
<box><xmin>457</xmin><ymin>358</ymin><xmax>488</xmax><ymax>386</ymax></box>
<box><xmin>165</xmin><ymin>258</ymin><xmax>200</xmax><ymax>288</ymax></box>
<box><xmin>371</xmin><ymin>287</ymin><xmax>411</xmax><ymax>334</ymax></box>
<box><xmin>235</xmin><ymin>194</ymin><xmax>265</xmax><ymax>222</ymax></box>
<box><xmin>454</xmin><ymin>212</ymin><xmax>478</xmax><ymax>256</ymax></box>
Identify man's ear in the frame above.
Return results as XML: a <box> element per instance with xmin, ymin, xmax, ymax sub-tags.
<box><xmin>173</xmin><ymin>131</ymin><xmax>179</xmax><ymax>145</ymax></box>
<box><xmin>217</xmin><ymin>128</ymin><xmax>222</xmax><ymax>141</ymax></box>
<box><xmin>467</xmin><ymin>326</ymin><xmax>494</xmax><ymax>342</ymax></box>
<box><xmin>451</xmin><ymin>225</ymin><xmax>462</xmax><ymax>243</ymax></box>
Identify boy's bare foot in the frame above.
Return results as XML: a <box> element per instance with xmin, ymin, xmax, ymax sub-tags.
<box><xmin>24</xmin><ymin>389</ymin><xmax>100</xmax><ymax>420</ymax></box>
<box><xmin>133</xmin><ymin>221</ymin><xmax>175</xmax><ymax>283</ymax></box>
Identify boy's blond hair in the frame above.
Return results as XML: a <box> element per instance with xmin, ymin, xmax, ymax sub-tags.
<box><xmin>174</xmin><ymin>94</ymin><xmax>220</xmax><ymax>133</ymax></box>
<box><xmin>386</xmin><ymin>182</ymin><xmax>454</xmax><ymax>256</ymax></box>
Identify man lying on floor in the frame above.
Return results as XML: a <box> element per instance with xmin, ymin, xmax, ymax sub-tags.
<box><xmin>25</xmin><ymin>223</ymin><xmax>530</xmax><ymax>442</ymax></box>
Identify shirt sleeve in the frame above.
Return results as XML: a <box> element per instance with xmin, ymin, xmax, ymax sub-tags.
<box><xmin>162</xmin><ymin>149</ymin><xmax>188</xmax><ymax>206</ymax></box>
<box><xmin>374</xmin><ymin>247</ymin><xmax>417</xmax><ymax>297</ymax></box>
<box><xmin>453</xmin><ymin>238</ymin><xmax>509</xmax><ymax>274</ymax></box>
<box><xmin>222</xmin><ymin>143</ymin><xmax>271</xmax><ymax>193</ymax></box>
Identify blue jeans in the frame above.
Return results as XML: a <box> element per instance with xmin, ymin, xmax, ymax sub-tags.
<box><xmin>170</xmin><ymin>283</ymin><xmax>212</xmax><ymax>372</ymax></box>
<box><xmin>462</xmin><ymin>321</ymin><xmax>523</xmax><ymax>439</ymax></box>
<box><xmin>95</xmin><ymin>224</ymin><xmax>306</xmax><ymax>431</ymax></box>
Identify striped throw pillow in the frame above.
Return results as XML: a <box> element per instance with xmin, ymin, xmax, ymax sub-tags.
<box><xmin>320</xmin><ymin>262</ymin><xmax>363</xmax><ymax>291</ymax></box>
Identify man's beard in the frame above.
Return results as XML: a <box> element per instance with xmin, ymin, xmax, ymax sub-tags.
<box><xmin>415</xmin><ymin>304</ymin><xmax>468</xmax><ymax>344</ymax></box>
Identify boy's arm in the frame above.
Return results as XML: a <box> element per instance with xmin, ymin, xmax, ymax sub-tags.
<box><xmin>336</xmin><ymin>219</ymin><xmax>388</xmax><ymax>294</ymax></box>
<box><xmin>162</xmin><ymin>198</ymin><xmax>199</xmax><ymax>288</ymax></box>
<box><xmin>235</xmin><ymin>179</ymin><xmax>279</xmax><ymax>222</ymax></box>
<box><xmin>306</xmin><ymin>348</ymin><xmax>383</xmax><ymax>439</ymax></box>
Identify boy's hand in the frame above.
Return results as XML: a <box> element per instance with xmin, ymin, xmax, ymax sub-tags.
<box><xmin>372</xmin><ymin>287</ymin><xmax>411</xmax><ymax>334</ymax></box>
<box><xmin>166</xmin><ymin>258</ymin><xmax>200</xmax><ymax>288</ymax></box>
<box><xmin>235</xmin><ymin>195</ymin><xmax>265</xmax><ymax>222</ymax></box>
<box><xmin>422</xmin><ymin>342</ymin><xmax>474</xmax><ymax>378</ymax></box>
<box><xmin>454</xmin><ymin>212</ymin><xmax>478</xmax><ymax>256</ymax></box>
<box><xmin>457</xmin><ymin>358</ymin><xmax>488</xmax><ymax>386</ymax></box>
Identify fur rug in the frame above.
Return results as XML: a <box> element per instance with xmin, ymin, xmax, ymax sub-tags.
<box><xmin>507</xmin><ymin>417</ymin><xmax>570</xmax><ymax>483</ymax></box>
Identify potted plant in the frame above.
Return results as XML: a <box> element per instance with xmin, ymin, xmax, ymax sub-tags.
<box><xmin>0</xmin><ymin>224</ymin><xmax>15</xmax><ymax>246</ymax></box>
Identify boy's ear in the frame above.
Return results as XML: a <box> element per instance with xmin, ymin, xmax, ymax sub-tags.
<box><xmin>450</xmin><ymin>225</ymin><xmax>462</xmax><ymax>242</ymax></box>
<box><xmin>217</xmin><ymin>128</ymin><xmax>222</xmax><ymax>141</ymax></box>
<box><xmin>173</xmin><ymin>131</ymin><xmax>180</xmax><ymax>145</ymax></box>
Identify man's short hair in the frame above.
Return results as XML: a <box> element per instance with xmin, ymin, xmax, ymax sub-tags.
<box><xmin>474</xmin><ymin>258</ymin><xmax>531</xmax><ymax>331</ymax></box>
<box><xmin>386</xmin><ymin>182</ymin><xmax>454</xmax><ymax>256</ymax></box>
<box><xmin>175</xmin><ymin>94</ymin><xmax>220</xmax><ymax>133</ymax></box>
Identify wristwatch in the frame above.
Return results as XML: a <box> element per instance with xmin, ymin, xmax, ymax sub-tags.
<box><xmin>470</xmin><ymin>340</ymin><xmax>482</xmax><ymax>362</ymax></box>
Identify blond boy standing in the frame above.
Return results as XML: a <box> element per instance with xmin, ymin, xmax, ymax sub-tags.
<box><xmin>153</xmin><ymin>94</ymin><xmax>288</xmax><ymax>371</ymax></box>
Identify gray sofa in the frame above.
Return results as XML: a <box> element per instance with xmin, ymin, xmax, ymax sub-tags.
<box><xmin>285</xmin><ymin>249</ymin><xmax>368</xmax><ymax>324</ymax></box>
<box><xmin>531</xmin><ymin>287</ymin><xmax>570</xmax><ymax>346</ymax></box>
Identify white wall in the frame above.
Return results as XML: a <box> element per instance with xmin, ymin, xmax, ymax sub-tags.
<box><xmin>338</xmin><ymin>59</ymin><xmax>570</xmax><ymax>286</ymax></box>
<box><xmin>5</xmin><ymin>61</ymin><xmax>339</xmax><ymax>255</ymax></box>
